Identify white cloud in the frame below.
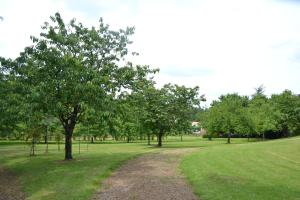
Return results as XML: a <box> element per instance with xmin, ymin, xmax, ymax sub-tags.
<box><xmin>1</xmin><ymin>0</ymin><xmax>300</xmax><ymax>105</ymax></box>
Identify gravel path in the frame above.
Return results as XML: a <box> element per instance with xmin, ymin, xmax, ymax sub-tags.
<box><xmin>0</xmin><ymin>166</ymin><xmax>25</xmax><ymax>200</ymax></box>
<box><xmin>91</xmin><ymin>148</ymin><xmax>199</xmax><ymax>200</ymax></box>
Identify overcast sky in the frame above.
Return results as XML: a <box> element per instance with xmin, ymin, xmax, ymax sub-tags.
<box><xmin>1</xmin><ymin>0</ymin><xmax>300</xmax><ymax>106</ymax></box>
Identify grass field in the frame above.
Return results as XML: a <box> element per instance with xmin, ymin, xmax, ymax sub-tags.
<box><xmin>0</xmin><ymin>136</ymin><xmax>245</xmax><ymax>200</ymax></box>
<box><xmin>1</xmin><ymin>136</ymin><xmax>299</xmax><ymax>200</ymax></box>
<box><xmin>0</xmin><ymin>141</ymin><xmax>154</xmax><ymax>200</ymax></box>
<box><xmin>181</xmin><ymin>136</ymin><xmax>300</xmax><ymax>200</ymax></box>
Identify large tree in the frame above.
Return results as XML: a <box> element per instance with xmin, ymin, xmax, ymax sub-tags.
<box><xmin>15</xmin><ymin>13</ymin><xmax>155</xmax><ymax>160</ymax></box>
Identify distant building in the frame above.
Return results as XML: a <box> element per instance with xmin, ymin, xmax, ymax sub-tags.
<box><xmin>191</xmin><ymin>121</ymin><xmax>206</xmax><ymax>136</ymax></box>
<box><xmin>192</xmin><ymin>121</ymin><xmax>199</xmax><ymax>127</ymax></box>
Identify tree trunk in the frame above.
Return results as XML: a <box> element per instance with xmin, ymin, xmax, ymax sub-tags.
<box><xmin>58</xmin><ymin>140</ymin><xmax>60</xmax><ymax>151</ymax></box>
<box><xmin>60</xmin><ymin>105</ymin><xmax>80</xmax><ymax>160</ymax></box>
<box><xmin>227</xmin><ymin>133</ymin><xmax>231</xmax><ymax>144</ymax></box>
<box><xmin>63</xmin><ymin>124</ymin><xmax>76</xmax><ymax>160</ymax></box>
<box><xmin>78</xmin><ymin>136</ymin><xmax>81</xmax><ymax>154</ymax></box>
<box><xmin>180</xmin><ymin>134</ymin><xmax>183</xmax><ymax>142</ymax></box>
<box><xmin>30</xmin><ymin>138</ymin><xmax>36</xmax><ymax>156</ymax></box>
<box><xmin>147</xmin><ymin>133</ymin><xmax>151</xmax><ymax>145</ymax></box>
<box><xmin>45</xmin><ymin>126</ymin><xmax>49</xmax><ymax>153</ymax></box>
<box><xmin>157</xmin><ymin>129</ymin><xmax>163</xmax><ymax>147</ymax></box>
<box><xmin>65</xmin><ymin>129</ymin><xmax>73</xmax><ymax>160</ymax></box>
<box><xmin>91</xmin><ymin>136</ymin><xmax>94</xmax><ymax>143</ymax></box>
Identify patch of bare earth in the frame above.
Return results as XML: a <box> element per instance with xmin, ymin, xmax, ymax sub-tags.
<box><xmin>0</xmin><ymin>167</ymin><xmax>25</xmax><ymax>200</ymax></box>
<box><xmin>92</xmin><ymin>148</ymin><xmax>199</xmax><ymax>200</ymax></box>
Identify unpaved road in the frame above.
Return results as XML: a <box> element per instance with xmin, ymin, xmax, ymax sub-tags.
<box><xmin>0</xmin><ymin>166</ymin><xmax>25</xmax><ymax>200</ymax></box>
<box><xmin>92</xmin><ymin>148</ymin><xmax>199</xmax><ymax>200</ymax></box>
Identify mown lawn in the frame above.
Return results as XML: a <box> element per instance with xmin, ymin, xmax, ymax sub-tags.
<box><xmin>0</xmin><ymin>141</ymin><xmax>154</xmax><ymax>200</ymax></box>
<box><xmin>181</xmin><ymin>136</ymin><xmax>300</xmax><ymax>200</ymax></box>
<box><xmin>0</xmin><ymin>136</ymin><xmax>256</xmax><ymax>200</ymax></box>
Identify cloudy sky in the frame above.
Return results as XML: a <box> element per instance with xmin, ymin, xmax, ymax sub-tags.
<box><xmin>1</xmin><ymin>0</ymin><xmax>300</xmax><ymax>105</ymax></box>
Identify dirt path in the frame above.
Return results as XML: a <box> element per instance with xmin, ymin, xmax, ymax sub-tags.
<box><xmin>92</xmin><ymin>148</ymin><xmax>199</xmax><ymax>200</ymax></box>
<box><xmin>0</xmin><ymin>166</ymin><xmax>25</xmax><ymax>200</ymax></box>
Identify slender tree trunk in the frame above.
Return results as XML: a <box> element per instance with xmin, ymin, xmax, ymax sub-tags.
<box><xmin>262</xmin><ymin>133</ymin><xmax>265</xmax><ymax>141</ymax></box>
<box><xmin>227</xmin><ymin>133</ymin><xmax>231</xmax><ymax>144</ymax></box>
<box><xmin>45</xmin><ymin>126</ymin><xmax>49</xmax><ymax>153</ymax></box>
<box><xmin>157</xmin><ymin>129</ymin><xmax>163</xmax><ymax>147</ymax></box>
<box><xmin>147</xmin><ymin>133</ymin><xmax>151</xmax><ymax>145</ymax></box>
<box><xmin>30</xmin><ymin>138</ymin><xmax>36</xmax><ymax>156</ymax></box>
<box><xmin>91</xmin><ymin>136</ymin><xmax>94</xmax><ymax>143</ymax></box>
<box><xmin>78</xmin><ymin>136</ymin><xmax>81</xmax><ymax>154</ymax></box>
<box><xmin>58</xmin><ymin>139</ymin><xmax>60</xmax><ymax>151</ymax></box>
<box><xmin>180</xmin><ymin>134</ymin><xmax>183</xmax><ymax>142</ymax></box>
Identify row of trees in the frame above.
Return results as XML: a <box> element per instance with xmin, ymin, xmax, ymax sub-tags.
<box><xmin>0</xmin><ymin>13</ymin><xmax>202</xmax><ymax>160</ymax></box>
<box><xmin>200</xmin><ymin>86</ymin><xmax>300</xmax><ymax>143</ymax></box>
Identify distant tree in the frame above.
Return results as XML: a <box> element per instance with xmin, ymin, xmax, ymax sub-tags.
<box><xmin>270</xmin><ymin>90</ymin><xmax>300</xmax><ymax>137</ymax></box>
<box><xmin>171</xmin><ymin>85</ymin><xmax>201</xmax><ymax>141</ymax></box>
<box><xmin>0</xmin><ymin>57</ymin><xmax>26</xmax><ymax>138</ymax></box>
<box><xmin>249</xmin><ymin>91</ymin><xmax>279</xmax><ymax>140</ymax></box>
<box><xmin>202</xmin><ymin>94</ymin><xmax>251</xmax><ymax>143</ymax></box>
<box><xmin>253</xmin><ymin>85</ymin><xmax>265</xmax><ymax>97</ymax></box>
<box><xmin>144</xmin><ymin>84</ymin><xmax>200</xmax><ymax>147</ymax></box>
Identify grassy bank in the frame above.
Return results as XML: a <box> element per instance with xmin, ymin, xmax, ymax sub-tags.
<box><xmin>181</xmin><ymin>137</ymin><xmax>300</xmax><ymax>200</ymax></box>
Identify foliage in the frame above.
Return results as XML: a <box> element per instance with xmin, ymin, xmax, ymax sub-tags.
<box><xmin>10</xmin><ymin>13</ymin><xmax>155</xmax><ymax>159</ymax></box>
<box><xmin>270</xmin><ymin>90</ymin><xmax>300</xmax><ymax>137</ymax></box>
<box><xmin>143</xmin><ymin>84</ymin><xmax>201</xmax><ymax>146</ymax></box>
<box><xmin>201</xmin><ymin>94</ymin><xmax>252</xmax><ymax>143</ymax></box>
<box><xmin>201</xmin><ymin>88</ymin><xmax>300</xmax><ymax>141</ymax></box>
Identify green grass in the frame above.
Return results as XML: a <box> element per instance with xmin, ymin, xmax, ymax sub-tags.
<box><xmin>2</xmin><ymin>136</ymin><xmax>293</xmax><ymax>200</ymax></box>
<box><xmin>0</xmin><ymin>141</ymin><xmax>154</xmax><ymax>200</ymax></box>
<box><xmin>181</xmin><ymin>136</ymin><xmax>300</xmax><ymax>200</ymax></box>
<box><xmin>0</xmin><ymin>136</ymin><xmax>242</xmax><ymax>200</ymax></box>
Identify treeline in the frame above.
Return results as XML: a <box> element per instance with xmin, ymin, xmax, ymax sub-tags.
<box><xmin>0</xmin><ymin>13</ymin><xmax>202</xmax><ymax>159</ymax></box>
<box><xmin>199</xmin><ymin>87</ymin><xmax>300</xmax><ymax>143</ymax></box>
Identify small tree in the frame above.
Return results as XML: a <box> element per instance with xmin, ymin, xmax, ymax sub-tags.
<box><xmin>144</xmin><ymin>84</ymin><xmax>201</xmax><ymax>147</ymax></box>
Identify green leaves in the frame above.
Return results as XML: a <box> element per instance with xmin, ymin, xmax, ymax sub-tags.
<box><xmin>202</xmin><ymin>94</ymin><xmax>252</xmax><ymax>137</ymax></box>
<box><xmin>143</xmin><ymin>84</ymin><xmax>201</xmax><ymax>143</ymax></box>
<box><xmin>202</xmin><ymin>89</ymin><xmax>300</xmax><ymax>139</ymax></box>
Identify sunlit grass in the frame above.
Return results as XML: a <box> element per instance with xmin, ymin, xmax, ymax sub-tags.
<box><xmin>0</xmin><ymin>136</ymin><xmax>257</xmax><ymax>200</ymax></box>
<box><xmin>181</xmin><ymin>136</ymin><xmax>300</xmax><ymax>200</ymax></box>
